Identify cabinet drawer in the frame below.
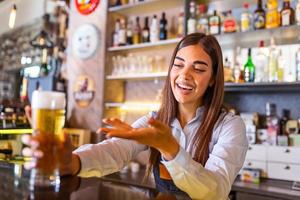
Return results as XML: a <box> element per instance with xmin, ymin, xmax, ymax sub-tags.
<box><xmin>268</xmin><ymin>162</ymin><xmax>300</xmax><ymax>181</ymax></box>
<box><xmin>267</xmin><ymin>146</ymin><xmax>300</xmax><ymax>164</ymax></box>
<box><xmin>245</xmin><ymin>145</ymin><xmax>267</xmax><ymax>161</ymax></box>
<box><xmin>243</xmin><ymin>160</ymin><xmax>267</xmax><ymax>177</ymax></box>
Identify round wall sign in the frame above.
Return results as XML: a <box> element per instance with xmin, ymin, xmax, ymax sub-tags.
<box><xmin>72</xmin><ymin>24</ymin><xmax>100</xmax><ymax>60</ymax></box>
<box><xmin>75</xmin><ymin>0</ymin><xmax>100</xmax><ymax>15</ymax></box>
<box><xmin>73</xmin><ymin>75</ymin><xmax>95</xmax><ymax>108</ymax></box>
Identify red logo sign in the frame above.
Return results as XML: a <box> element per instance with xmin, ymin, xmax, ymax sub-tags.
<box><xmin>75</xmin><ymin>0</ymin><xmax>100</xmax><ymax>15</ymax></box>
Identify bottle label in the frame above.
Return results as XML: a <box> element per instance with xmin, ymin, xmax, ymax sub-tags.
<box><xmin>188</xmin><ymin>19</ymin><xmax>196</xmax><ymax>34</ymax></box>
<box><xmin>254</xmin><ymin>13</ymin><xmax>265</xmax><ymax>29</ymax></box>
<box><xmin>281</xmin><ymin>10</ymin><xmax>291</xmax><ymax>26</ymax></box>
<box><xmin>209</xmin><ymin>16</ymin><xmax>220</xmax><ymax>34</ymax></box>
<box><xmin>198</xmin><ymin>18</ymin><xmax>209</xmax><ymax>34</ymax></box>
<box><xmin>266</xmin><ymin>9</ymin><xmax>279</xmax><ymax>28</ymax></box>
<box><xmin>118</xmin><ymin>30</ymin><xmax>126</xmax><ymax>44</ymax></box>
<box><xmin>142</xmin><ymin>30</ymin><xmax>149</xmax><ymax>38</ymax></box>
<box><xmin>241</xmin><ymin>14</ymin><xmax>250</xmax><ymax>32</ymax></box>
<box><xmin>224</xmin><ymin>20</ymin><xmax>236</xmax><ymax>32</ymax></box>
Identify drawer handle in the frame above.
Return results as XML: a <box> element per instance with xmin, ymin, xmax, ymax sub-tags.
<box><xmin>285</xmin><ymin>149</ymin><xmax>290</xmax><ymax>153</ymax></box>
<box><xmin>248</xmin><ymin>147</ymin><xmax>252</xmax><ymax>150</ymax></box>
<box><xmin>284</xmin><ymin>165</ymin><xmax>290</xmax><ymax>170</ymax></box>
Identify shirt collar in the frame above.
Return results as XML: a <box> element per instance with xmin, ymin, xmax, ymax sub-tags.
<box><xmin>171</xmin><ymin>106</ymin><xmax>204</xmax><ymax>129</ymax></box>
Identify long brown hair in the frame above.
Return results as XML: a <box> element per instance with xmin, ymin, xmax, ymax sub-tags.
<box><xmin>148</xmin><ymin>33</ymin><xmax>225</xmax><ymax>174</ymax></box>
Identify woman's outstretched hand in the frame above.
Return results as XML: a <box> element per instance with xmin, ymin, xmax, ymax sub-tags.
<box><xmin>99</xmin><ymin>118</ymin><xmax>180</xmax><ymax>160</ymax></box>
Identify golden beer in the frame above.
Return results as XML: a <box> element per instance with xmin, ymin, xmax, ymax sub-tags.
<box><xmin>30</xmin><ymin>90</ymin><xmax>66</xmax><ymax>188</ymax></box>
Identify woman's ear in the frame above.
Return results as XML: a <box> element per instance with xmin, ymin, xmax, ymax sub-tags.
<box><xmin>209</xmin><ymin>78</ymin><xmax>215</xmax><ymax>87</ymax></box>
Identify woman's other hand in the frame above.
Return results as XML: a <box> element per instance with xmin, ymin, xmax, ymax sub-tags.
<box><xmin>99</xmin><ymin>118</ymin><xmax>179</xmax><ymax>160</ymax></box>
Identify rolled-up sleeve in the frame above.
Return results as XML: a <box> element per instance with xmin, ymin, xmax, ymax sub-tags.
<box><xmin>161</xmin><ymin>115</ymin><xmax>248</xmax><ymax>200</ymax></box>
<box><xmin>74</xmin><ymin>114</ymin><xmax>151</xmax><ymax>177</ymax></box>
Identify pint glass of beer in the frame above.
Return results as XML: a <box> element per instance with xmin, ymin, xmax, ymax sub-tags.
<box><xmin>30</xmin><ymin>90</ymin><xmax>66</xmax><ymax>189</ymax></box>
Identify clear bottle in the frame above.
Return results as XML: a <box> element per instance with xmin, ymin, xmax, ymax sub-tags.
<box><xmin>150</xmin><ymin>15</ymin><xmax>159</xmax><ymax>43</ymax></box>
<box><xmin>253</xmin><ymin>0</ymin><xmax>266</xmax><ymax>29</ymax></box>
<box><xmin>266</xmin><ymin>0</ymin><xmax>280</xmax><ymax>29</ymax></box>
<box><xmin>296</xmin><ymin>47</ymin><xmax>300</xmax><ymax>81</ymax></box>
<box><xmin>177</xmin><ymin>10</ymin><xmax>185</xmax><ymax>38</ymax></box>
<box><xmin>296</xmin><ymin>0</ymin><xmax>300</xmax><ymax>25</ymax></box>
<box><xmin>224</xmin><ymin>57</ymin><xmax>234</xmax><ymax>82</ymax></box>
<box><xmin>277</xmin><ymin>49</ymin><xmax>285</xmax><ymax>82</ymax></box>
<box><xmin>118</xmin><ymin>18</ymin><xmax>127</xmax><ymax>46</ymax></box>
<box><xmin>244</xmin><ymin>48</ymin><xmax>255</xmax><ymax>82</ymax></box>
<box><xmin>268</xmin><ymin>38</ymin><xmax>279</xmax><ymax>82</ymax></box>
<box><xmin>113</xmin><ymin>19</ymin><xmax>120</xmax><ymax>47</ymax></box>
<box><xmin>159</xmin><ymin>12</ymin><xmax>167</xmax><ymax>40</ymax></box>
<box><xmin>142</xmin><ymin>17</ymin><xmax>150</xmax><ymax>43</ymax></box>
<box><xmin>197</xmin><ymin>4</ymin><xmax>209</xmax><ymax>34</ymax></box>
<box><xmin>266</xmin><ymin>103</ymin><xmax>279</xmax><ymax>145</ymax></box>
<box><xmin>255</xmin><ymin>41</ymin><xmax>268</xmax><ymax>82</ymax></box>
<box><xmin>280</xmin><ymin>0</ymin><xmax>295</xmax><ymax>26</ymax></box>
<box><xmin>233</xmin><ymin>46</ymin><xmax>244</xmax><ymax>83</ymax></box>
<box><xmin>133</xmin><ymin>16</ymin><xmax>141</xmax><ymax>44</ymax></box>
<box><xmin>241</xmin><ymin>3</ymin><xmax>251</xmax><ymax>32</ymax></box>
<box><xmin>209</xmin><ymin>10</ymin><xmax>221</xmax><ymax>35</ymax></box>
<box><xmin>187</xmin><ymin>1</ymin><xmax>197</xmax><ymax>34</ymax></box>
<box><xmin>223</xmin><ymin>10</ymin><xmax>237</xmax><ymax>33</ymax></box>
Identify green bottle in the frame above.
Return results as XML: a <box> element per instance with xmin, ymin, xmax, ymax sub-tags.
<box><xmin>244</xmin><ymin>48</ymin><xmax>255</xmax><ymax>82</ymax></box>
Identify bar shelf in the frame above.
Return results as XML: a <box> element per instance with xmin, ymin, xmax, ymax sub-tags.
<box><xmin>225</xmin><ymin>82</ymin><xmax>300</xmax><ymax>92</ymax></box>
<box><xmin>106</xmin><ymin>72</ymin><xmax>167</xmax><ymax>80</ymax></box>
<box><xmin>108</xmin><ymin>38</ymin><xmax>181</xmax><ymax>52</ymax></box>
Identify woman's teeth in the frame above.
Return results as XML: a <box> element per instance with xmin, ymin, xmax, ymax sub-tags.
<box><xmin>177</xmin><ymin>83</ymin><xmax>193</xmax><ymax>90</ymax></box>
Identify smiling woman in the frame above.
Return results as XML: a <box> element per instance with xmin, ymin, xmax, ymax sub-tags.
<box><xmin>23</xmin><ymin>33</ymin><xmax>248</xmax><ymax>200</ymax></box>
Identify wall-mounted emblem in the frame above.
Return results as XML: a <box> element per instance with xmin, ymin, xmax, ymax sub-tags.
<box><xmin>72</xmin><ymin>24</ymin><xmax>100</xmax><ymax>60</ymax></box>
<box><xmin>73</xmin><ymin>75</ymin><xmax>95</xmax><ymax>107</ymax></box>
<box><xmin>75</xmin><ymin>0</ymin><xmax>100</xmax><ymax>15</ymax></box>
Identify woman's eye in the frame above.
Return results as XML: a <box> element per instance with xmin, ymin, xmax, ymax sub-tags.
<box><xmin>173</xmin><ymin>64</ymin><xmax>183</xmax><ymax>67</ymax></box>
<box><xmin>194</xmin><ymin>68</ymin><xmax>206</xmax><ymax>72</ymax></box>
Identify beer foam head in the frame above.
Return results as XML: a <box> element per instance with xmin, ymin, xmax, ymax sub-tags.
<box><xmin>32</xmin><ymin>91</ymin><xmax>66</xmax><ymax>110</ymax></box>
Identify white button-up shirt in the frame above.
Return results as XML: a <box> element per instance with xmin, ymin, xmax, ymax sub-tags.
<box><xmin>74</xmin><ymin>107</ymin><xmax>248</xmax><ymax>200</ymax></box>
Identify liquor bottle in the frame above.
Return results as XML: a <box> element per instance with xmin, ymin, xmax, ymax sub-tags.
<box><xmin>113</xmin><ymin>19</ymin><xmax>120</xmax><ymax>47</ymax></box>
<box><xmin>209</xmin><ymin>10</ymin><xmax>221</xmax><ymax>35</ymax></box>
<box><xmin>133</xmin><ymin>17</ymin><xmax>141</xmax><ymax>44</ymax></box>
<box><xmin>277</xmin><ymin>49</ymin><xmax>285</xmax><ymax>82</ymax></box>
<box><xmin>253</xmin><ymin>0</ymin><xmax>266</xmax><ymax>29</ymax></box>
<box><xmin>266</xmin><ymin>0</ymin><xmax>280</xmax><ymax>29</ymax></box>
<box><xmin>142</xmin><ymin>17</ymin><xmax>150</xmax><ymax>43</ymax></box>
<box><xmin>126</xmin><ymin>19</ymin><xmax>133</xmax><ymax>45</ymax></box>
<box><xmin>266</xmin><ymin>102</ymin><xmax>279</xmax><ymax>145</ymax></box>
<box><xmin>118</xmin><ymin>18</ymin><xmax>127</xmax><ymax>46</ymax></box>
<box><xmin>296</xmin><ymin>0</ymin><xmax>300</xmax><ymax>25</ymax></box>
<box><xmin>268</xmin><ymin>38</ymin><xmax>279</xmax><ymax>82</ymax></box>
<box><xmin>187</xmin><ymin>1</ymin><xmax>197</xmax><ymax>34</ymax></box>
<box><xmin>150</xmin><ymin>15</ymin><xmax>159</xmax><ymax>43</ymax></box>
<box><xmin>296</xmin><ymin>47</ymin><xmax>300</xmax><ymax>81</ymax></box>
<box><xmin>279</xmin><ymin>109</ymin><xmax>290</xmax><ymax>135</ymax></box>
<box><xmin>177</xmin><ymin>10</ymin><xmax>185</xmax><ymax>38</ymax></box>
<box><xmin>233</xmin><ymin>46</ymin><xmax>244</xmax><ymax>83</ymax></box>
<box><xmin>255</xmin><ymin>41</ymin><xmax>268</xmax><ymax>82</ymax></box>
<box><xmin>159</xmin><ymin>12</ymin><xmax>167</xmax><ymax>40</ymax></box>
<box><xmin>197</xmin><ymin>4</ymin><xmax>209</xmax><ymax>34</ymax></box>
<box><xmin>244</xmin><ymin>48</ymin><xmax>255</xmax><ymax>82</ymax></box>
<box><xmin>280</xmin><ymin>0</ymin><xmax>295</xmax><ymax>26</ymax></box>
<box><xmin>241</xmin><ymin>3</ymin><xmax>251</xmax><ymax>32</ymax></box>
<box><xmin>223</xmin><ymin>10</ymin><xmax>237</xmax><ymax>33</ymax></box>
<box><xmin>224</xmin><ymin>57</ymin><xmax>234</xmax><ymax>82</ymax></box>
<box><xmin>115</xmin><ymin>0</ymin><xmax>122</xmax><ymax>6</ymax></box>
